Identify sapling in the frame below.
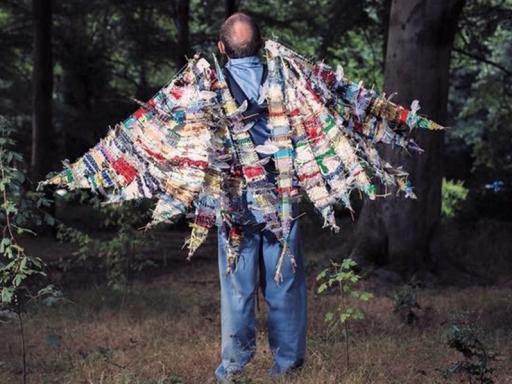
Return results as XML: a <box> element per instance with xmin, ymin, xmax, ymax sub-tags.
<box><xmin>0</xmin><ymin>117</ymin><xmax>59</xmax><ymax>383</ymax></box>
<box><xmin>317</xmin><ymin>258</ymin><xmax>373</xmax><ymax>368</ymax></box>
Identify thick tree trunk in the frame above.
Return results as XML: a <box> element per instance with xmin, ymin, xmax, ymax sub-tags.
<box><xmin>225</xmin><ymin>0</ymin><xmax>240</xmax><ymax>18</ymax></box>
<box><xmin>31</xmin><ymin>0</ymin><xmax>53</xmax><ymax>181</ymax></box>
<box><xmin>173</xmin><ymin>0</ymin><xmax>190</xmax><ymax>69</ymax></box>
<box><xmin>350</xmin><ymin>0</ymin><xmax>464</xmax><ymax>276</ymax></box>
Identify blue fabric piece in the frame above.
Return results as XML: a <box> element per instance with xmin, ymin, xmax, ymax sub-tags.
<box><xmin>225</xmin><ymin>56</ymin><xmax>262</xmax><ymax>101</ymax></box>
<box><xmin>225</xmin><ymin>56</ymin><xmax>270</xmax><ymax>147</ymax></box>
<box><xmin>215</xmin><ymin>220</ymin><xmax>307</xmax><ymax>380</ymax></box>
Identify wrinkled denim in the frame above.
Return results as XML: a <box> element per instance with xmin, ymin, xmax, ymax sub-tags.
<box><xmin>215</xmin><ymin>220</ymin><xmax>307</xmax><ymax>380</ymax></box>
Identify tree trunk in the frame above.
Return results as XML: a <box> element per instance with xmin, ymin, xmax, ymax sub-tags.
<box><xmin>173</xmin><ymin>0</ymin><xmax>190</xmax><ymax>69</ymax></box>
<box><xmin>31</xmin><ymin>0</ymin><xmax>53</xmax><ymax>181</ymax></box>
<box><xmin>225</xmin><ymin>0</ymin><xmax>240</xmax><ymax>18</ymax></box>
<box><xmin>350</xmin><ymin>0</ymin><xmax>464</xmax><ymax>276</ymax></box>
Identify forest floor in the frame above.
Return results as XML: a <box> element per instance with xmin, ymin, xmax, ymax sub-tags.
<box><xmin>1</xmin><ymin>214</ymin><xmax>512</xmax><ymax>384</ymax></box>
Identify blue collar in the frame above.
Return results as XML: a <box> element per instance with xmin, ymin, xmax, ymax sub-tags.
<box><xmin>226</xmin><ymin>56</ymin><xmax>262</xmax><ymax>67</ymax></box>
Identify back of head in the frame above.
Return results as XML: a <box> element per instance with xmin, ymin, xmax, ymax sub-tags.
<box><xmin>219</xmin><ymin>12</ymin><xmax>262</xmax><ymax>58</ymax></box>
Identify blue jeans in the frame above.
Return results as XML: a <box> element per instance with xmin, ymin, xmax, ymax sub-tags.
<box><xmin>215</xmin><ymin>220</ymin><xmax>307</xmax><ymax>380</ymax></box>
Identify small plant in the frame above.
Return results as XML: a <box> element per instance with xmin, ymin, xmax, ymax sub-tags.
<box><xmin>441</xmin><ymin>178</ymin><xmax>468</xmax><ymax>219</ymax></box>
<box><xmin>317</xmin><ymin>258</ymin><xmax>373</xmax><ymax>368</ymax></box>
<box><xmin>56</xmin><ymin>191</ymin><xmax>156</xmax><ymax>290</ymax></box>
<box><xmin>0</xmin><ymin>117</ymin><xmax>59</xmax><ymax>383</ymax></box>
<box><xmin>393</xmin><ymin>280</ymin><xmax>421</xmax><ymax>325</ymax></box>
<box><xmin>443</xmin><ymin>317</ymin><xmax>497</xmax><ymax>384</ymax></box>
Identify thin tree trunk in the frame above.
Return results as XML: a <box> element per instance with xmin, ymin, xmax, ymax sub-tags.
<box><xmin>31</xmin><ymin>0</ymin><xmax>53</xmax><ymax>181</ymax></box>
<box><xmin>17</xmin><ymin>311</ymin><xmax>27</xmax><ymax>384</ymax></box>
<box><xmin>350</xmin><ymin>0</ymin><xmax>465</xmax><ymax>277</ymax></box>
<box><xmin>173</xmin><ymin>0</ymin><xmax>190</xmax><ymax>69</ymax></box>
<box><xmin>225</xmin><ymin>0</ymin><xmax>240</xmax><ymax>18</ymax></box>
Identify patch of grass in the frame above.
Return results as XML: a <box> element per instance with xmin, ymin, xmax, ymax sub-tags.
<box><xmin>1</xmin><ymin>253</ymin><xmax>511</xmax><ymax>384</ymax></box>
<box><xmin>3</xmin><ymin>217</ymin><xmax>512</xmax><ymax>383</ymax></box>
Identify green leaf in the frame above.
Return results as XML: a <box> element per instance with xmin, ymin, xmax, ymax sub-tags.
<box><xmin>1</xmin><ymin>287</ymin><xmax>14</xmax><ymax>304</ymax></box>
<box><xmin>325</xmin><ymin>312</ymin><xmax>334</xmax><ymax>322</ymax></box>
<box><xmin>353</xmin><ymin>309</ymin><xmax>365</xmax><ymax>320</ymax></box>
<box><xmin>19</xmin><ymin>256</ymin><xmax>27</xmax><ymax>271</ymax></box>
<box><xmin>359</xmin><ymin>292</ymin><xmax>373</xmax><ymax>302</ymax></box>
<box><xmin>0</xmin><ymin>238</ymin><xmax>11</xmax><ymax>253</ymax></box>
<box><xmin>316</xmin><ymin>269</ymin><xmax>328</xmax><ymax>281</ymax></box>
<box><xmin>317</xmin><ymin>282</ymin><xmax>328</xmax><ymax>294</ymax></box>
<box><xmin>341</xmin><ymin>258</ymin><xmax>357</xmax><ymax>270</ymax></box>
<box><xmin>13</xmin><ymin>273</ymin><xmax>25</xmax><ymax>287</ymax></box>
<box><xmin>340</xmin><ymin>312</ymin><xmax>351</xmax><ymax>323</ymax></box>
<box><xmin>44</xmin><ymin>215</ymin><xmax>55</xmax><ymax>226</ymax></box>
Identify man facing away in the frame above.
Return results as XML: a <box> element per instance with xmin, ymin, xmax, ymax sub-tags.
<box><xmin>214</xmin><ymin>12</ymin><xmax>307</xmax><ymax>382</ymax></box>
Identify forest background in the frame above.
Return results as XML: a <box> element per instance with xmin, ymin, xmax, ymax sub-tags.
<box><xmin>0</xmin><ymin>1</ymin><xmax>511</xmax><ymax>383</ymax></box>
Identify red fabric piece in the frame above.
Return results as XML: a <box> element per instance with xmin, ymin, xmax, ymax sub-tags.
<box><xmin>289</xmin><ymin>108</ymin><xmax>301</xmax><ymax>117</ymax></box>
<box><xmin>268</xmin><ymin>111</ymin><xmax>286</xmax><ymax>118</ymax></box>
<box><xmin>136</xmin><ymin>138</ymin><xmax>166</xmax><ymax>162</ymax></box>
<box><xmin>276</xmin><ymin>186</ymin><xmax>297</xmax><ymax>195</ymax></box>
<box><xmin>229</xmin><ymin>226</ymin><xmax>241</xmax><ymax>239</ymax></box>
<box><xmin>313</xmin><ymin>65</ymin><xmax>336</xmax><ymax>86</ymax></box>
<box><xmin>305</xmin><ymin>82</ymin><xmax>321</xmax><ymax>103</ymax></box>
<box><xmin>133</xmin><ymin>107</ymin><xmax>148</xmax><ymax>119</ymax></box>
<box><xmin>171</xmin><ymin>88</ymin><xmax>183</xmax><ymax>100</ymax></box>
<box><xmin>231</xmin><ymin>168</ymin><xmax>242</xmax><ymax>177</ymax></box>
<box><xmin>303</xmin><ymin>116</ymin><xmax>322</xmax><ymax>140</ymax></box>
<box><xmin>298</xmin><ymin>171</ymin><xmax>321</xmax><ymax>182</ymax></box>
<box><xmin>243</xmin><ymin>166</ymin><xmax>264</xmax><ymax>179</ymax></box>
<box><xmin>400</xmin><ymin>108</ymin><xmax>409</xmax><ymax>125</ymax></box>
<box><xmin>171</xmin><ymin>157</ymin><xmax>208</xmax><ymax>169</ymax></box>
<box><xmin>353</xmin><ymin>120</ymin><xmax>363</xmax><ymax>133</ymax></box>
<box><xmin>112</xmin><ymin>156</ymin><xmax>138</xmax><ymax>184</ymax></box>
<box><xmin>194</xmin><ymin>214</ymin><xmax>216</xmax><ymax>228</ymax></box>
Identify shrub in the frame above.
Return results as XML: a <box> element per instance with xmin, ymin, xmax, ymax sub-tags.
<box><xmin>441</xmin><ymin>178</ymin><xmax>469</xmax><ymax>219</ymax></box>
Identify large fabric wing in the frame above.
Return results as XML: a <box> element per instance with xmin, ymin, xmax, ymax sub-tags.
<box><xmin>45</xmin><ymin>40</ymin><xmax>443</xmax><ymax>281</ymax></box>
<box><xmin>45</xmin><ymin>57</ymin><xmax>221</xmax><ymax>232</ymax></box>
<box><xmin>263</xmin><ymin>40</ymin><xmax>442</xmax><ymax>227</ymax></box>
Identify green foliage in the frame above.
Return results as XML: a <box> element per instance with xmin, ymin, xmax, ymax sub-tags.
<box><xmin>317</xmin><ymin>258</ymin><xmax>372</xmax><ymax>367</ymax></box>
<box><xmin>0</xmin><ymin>117</ymin><xmax>58</xmax><ymax>312</ymax></box>
<box><xmin>393</xmin><ymin>280</ymin><xmax>421</xmax><ymax>325</ymax></box>
<box><xmin>449</xmin><ymin>0</ymin><xmax>512</xmax><ymax>190</ymax></box>
<box><xmin>443</xmin><ymin>316</ymin><xmax>497</xmax><ymax>384</ymax></box>
<box><xmin>441</xmin><ymin>178</ymin><xmax>469</xmax><ymax>219</ymax></box>
<box><xmin>56</xmin><ymin>192</ymin><xmax>157</xmax><ymax>290</ymax></box>
<box><xmin>1</xmin><ymin>0</ymin><xmax>388</xmax><ymax>160</ymax></box>
<box><xmin>1</xmin><ymin>0</ymin><xmax>510</xmax><ymax>223</ymax></box>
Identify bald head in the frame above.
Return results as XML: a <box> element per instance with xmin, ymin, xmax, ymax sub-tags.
<box><xmin>218</xmin><ymin>12</ymin><xmax>262</xmax><ymax>58</ymax></box>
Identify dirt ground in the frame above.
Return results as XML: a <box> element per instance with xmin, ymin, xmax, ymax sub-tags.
<box><xmin>1</xmin><ymin>216</ymin><xmax>512</xmax><ymax>384</ymax></box>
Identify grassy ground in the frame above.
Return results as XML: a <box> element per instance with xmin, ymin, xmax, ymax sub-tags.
<box><xmin>1</xmin><ymin>217</ymin><xmax>512</xmax><ymax>384</ymax></box>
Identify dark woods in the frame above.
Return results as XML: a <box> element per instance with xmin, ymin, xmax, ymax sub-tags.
<box><xmin>1</xmin><ymin>0</ymin><xmax>511</xmax><ymax>276</ymax></box>
<box><xmin>1</xmin><ymin>1</ymin><xmax>512</xmax><ymax>383</ymax></box>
